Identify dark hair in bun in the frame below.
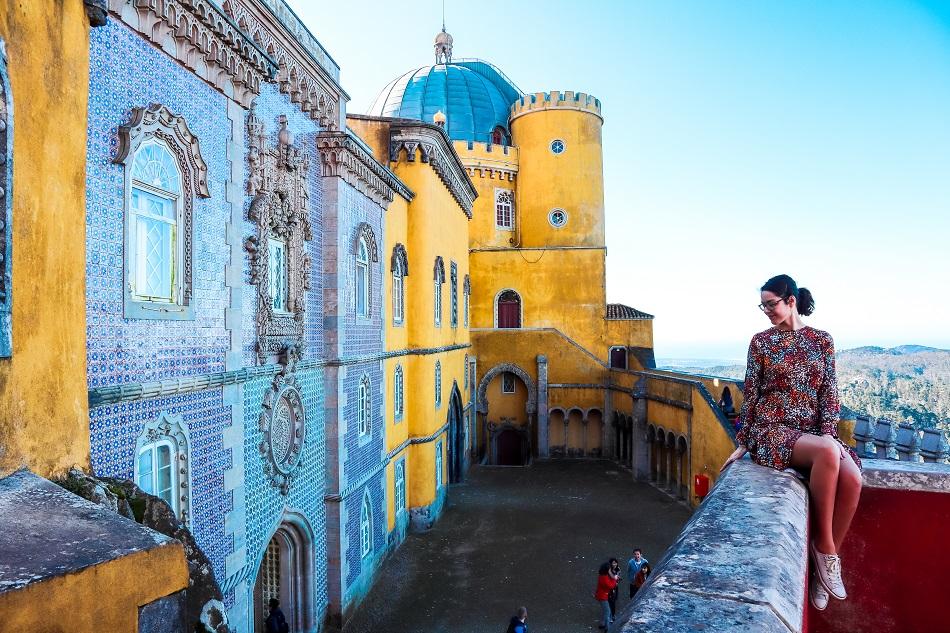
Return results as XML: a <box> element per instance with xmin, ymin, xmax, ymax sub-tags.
<box><xmin>761</xmin><ymin>274</ymin><xmax>815</xmax><ymax>316</ymax></box>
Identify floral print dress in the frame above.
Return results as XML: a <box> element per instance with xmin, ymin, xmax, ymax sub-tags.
<box><xmin>737</xmin><ymin>326</ymin><xmax>861</xmax><ymax>471</ymax></box>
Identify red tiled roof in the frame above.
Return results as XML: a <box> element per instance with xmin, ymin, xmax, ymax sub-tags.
<box><xmin>606</xmin><ymin>303</ymin><xmax>654</xmax><ymax>320</ymax></box>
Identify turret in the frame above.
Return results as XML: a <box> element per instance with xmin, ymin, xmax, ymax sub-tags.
<box><xmin>509</xmin><ymin>91</ymin><xmax>605</xmax><ymax>248</ymax></box>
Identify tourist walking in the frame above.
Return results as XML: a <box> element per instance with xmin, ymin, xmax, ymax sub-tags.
<box><xmin>265</xmin><ymin>597</ymin><xmax>290</xmax><ymax>633</ymax></box>
<box><xmin>721</xmin><ymin>274</ymin><xmax>863</xmax><ymax>612</ymax></box>
<box><xmin>594</xmin><ymin>561</ymin><xmax>619</xmax><ymax>629</ymax></box>
<box><xmin>505</xmin><ymin>606</ymin><xmax>528</xmax><ymax>633</ymax></box>
<box><xmin>626</xmin><ymin>549</ymin><xmax>649</xmax><ymax>598</ymax></box>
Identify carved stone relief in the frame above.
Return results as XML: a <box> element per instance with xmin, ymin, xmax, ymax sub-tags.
<box><xmin>258</xmin><ymin>350</ymin><xmax>307</xmax><ymax>495</ymax></box>
<box><xmin>245</xmin><ymin>113</ymin><xmax>312</xmax><ymax>362</ymax></box>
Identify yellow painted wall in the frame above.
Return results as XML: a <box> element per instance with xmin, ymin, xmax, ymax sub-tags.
<box><xmin>485</xmin><ymin>372</ymin><xmax>528</xmax><ymax>424</ymax></box>
<box><xmin>455</xmin><ymin>141</ymin><xmax>518</xmax><ymax>250</ymax></box>
<box><xmin>0</xmin><ymin>0</ymin><xmax>91</xmax><ymax>477</ymax></box>
<box><xmin>606</xmin><ymin>319</ymin><xmax>654</xmax><ymax>354</ymax></box>
<box><xmin>0</xmin><ymin>541</ymin><xmax>188</xmax><ymax>633</ymax></box>
<box><xmin>509</xmin><ymin>93</ymin><xmax>605</xmax><ymax>249</ymax></box>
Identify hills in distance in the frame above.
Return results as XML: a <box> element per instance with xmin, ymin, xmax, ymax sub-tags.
<box><xmin>669</xmin><ymin>345</ymin><xmax>950</xmax><ymax>431</ymax></box>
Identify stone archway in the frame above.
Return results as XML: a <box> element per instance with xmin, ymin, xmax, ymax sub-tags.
<box><xmin>252</xmin><ymin>510</ymin><xmax>316</xmax><ymax>633</ymax></box>
<box><xmin>476</xmin><ymin>363</ymin><xmax>537</xmax><ymax>464</ymax></box>
<box><xmin>447</xmin><ymin>383</ymin><xmax>465</xmax><ymax>483</ymax></box>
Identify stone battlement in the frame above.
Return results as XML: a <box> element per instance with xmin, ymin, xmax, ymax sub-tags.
<box><xmin>509</xmin><ymin>91</ymin><xmax>603</xmax><ymax>121</ymax></box>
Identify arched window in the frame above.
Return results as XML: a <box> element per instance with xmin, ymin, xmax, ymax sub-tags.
<box><xmin>391</xmin><ymin>244</ymin><xmax>408</xmax><ymax>325</ymax></box>
<box><xmin>130</xmin><ymin>139</ymin><xmax>182</xmax><ymax>305</ymax></box>
<box><xmin>433</xmin><ymin>256</ymin><xmax>445</xmax><ymax>327</ymax></box>
<box><xmin>435</xmin><ymin>361</ymin><xmax>442</xmax><ymax>408</ymax></box>
<box><xmin>463</xmin><ymin>354</ymin><xmax>469</xmax><ymax>391</ymax></box>
<box><xmin>134</xmin><ymin>412</ymin><xmax>192</xmax><ymax>525</ymax></box>
<box><xmin>450</xmin><ymin>261</ymin><xmax>458</xmax><ymax>328</ymax></box>
<box><xmin>360</xmin><ymin>490</ymin><xmax>373</xmax><ymax>558</ymax></box>
<box><xmin>394</xmin><ymin>460</ymin><xmax>406</xmax><ymax>512</ymax></box>
<box><xmin>609</xmin><ymin>346</ymin><xmax>628</xmax><ymax>369</ymax></box>
<box><xmin>495</xmin><ymin>188</ymin><xmax>514</xmax><ymax>230</ymax></box>
<box><xmin>491</xmin><ymin>126</ymin><xmax>506</xmax><ymax>146</ymax></box>
<box><xmin>394</xmin><ymin>365</ymin><xmax>404</xmax><ymax>420</ymax></box>
<box><xmin>358</xmin><ymin>375</ymin><xmax>371</xmax><ymax>436</ymax></box>
<box><xmin>463</xmin><ymin>275</ymin><xmax>470</xmax><ymax>328</ymax></box>
<box><xmin>496</xmin><ymin>289</ymin><xmax>522</xmax><ymax>328</ymax></box>
<box><xmin>356</xmin><ymin>237</ymin><xmax>369</xmax><ymax>317</ymax></box>
<box><xmin>435</xmin><ymin>440</ymin><xmax>444</xmax><ymax>489</ymax></box>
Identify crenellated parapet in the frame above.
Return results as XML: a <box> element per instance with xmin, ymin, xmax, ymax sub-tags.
<box><xmin>107</xmin><ymin>0</ymin><xmax>276</xmax><ymax>108</ymax></box>
<box><xmin>453</xmin><ymin>140</ymin><xmax>518</xmax><ymax>182</ymax></box>
<box><xmin>509</xmin><ymin>91</ymin><xmax>603</xmax><ymax>123</ymax></box>
<box><xmin>317</xmin><ymin>131</ymin><xmax>413</xmax><ymax>208</ymax></box>
<box><xmin>389</xmin><ymin>123</ymin><xmax>477</xmax><ymax>217</ymax></box>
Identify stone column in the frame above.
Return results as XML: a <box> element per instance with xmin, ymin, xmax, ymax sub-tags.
<box><xmin>536</xmin><ymin>355</ymin><xmax>549</xmax><ymax>458</ymax></box>
<box><xmin>632</xmin><ymin>379</ymin><xmax>650</xmax><ymax>480</ymax></box>
<box><xmin>665</xmin><ymin>441</ymin><xmax>673</xmax><ymax>491</ymax></box>
<box><xmin>581</xmin><ymin>418</ymin><xmax>589</xmax><ymax>457</ymax></box>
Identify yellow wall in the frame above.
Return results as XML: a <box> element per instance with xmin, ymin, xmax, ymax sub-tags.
<box><xmin>0</xmin><ymin>0</ymin><xmax>91</xmax><ymax>477</ymax></box>
<box><xmin>486</xmin><ymin>372</ymin><xmax>529</xmax><ymax>424</ymax></box>
<box><xmin>606</xmin><ymin>319</ymin><xmax>654</xmax><ymax>354</ymax></box>
<box><xmin>455</xmin><ymin>141</ymin><xmax>518</xmax><ymax>250</ymax></box>
<box><xmin>0</xmin><ymin>541</ymin><xmax>188</xmax><ymax>633</ymax></box>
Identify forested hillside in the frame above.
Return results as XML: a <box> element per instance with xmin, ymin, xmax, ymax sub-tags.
<box><xmin>679</xmin><ymin>346</ymin><xmax>950</xmax><ymax>431</ymax></box>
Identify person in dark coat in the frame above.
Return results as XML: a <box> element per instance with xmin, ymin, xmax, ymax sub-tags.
<box><xmin>265</xmin><ymin>597</ymin><xmax>290</xmax><ymax>633</ymax></box>
<box><xmin>505</xmin><ymin>606</ymin><xmax>528</xmax><ymax>633</ymax></box>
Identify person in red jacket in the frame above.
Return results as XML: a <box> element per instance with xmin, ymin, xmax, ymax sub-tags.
<box><xmin>594</xmin><ymin>563</ymin><xmax>620</xmax><ymax>630</ymax></box>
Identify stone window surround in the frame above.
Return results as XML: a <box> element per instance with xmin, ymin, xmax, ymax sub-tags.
<box><xmin>357</xmin><ymin>373</ymin><xmax>371</xmax><ymax>438</ymax></box>
<box><xmin>450</xmin><ymin>261</ymin><xmax>458</xmax><ymax>328</ymax></box>
<box><xmin>353</xmin><ymin>222</ymin><xmax>379</xmax><ymax>319</ymax></box>
<box><xmin>494</xmin><ymin>187</ymin><xmax>514</xmax><ymax>230</ymax></box>
<box><xmin>134</xmin><ymin>411</ymin><xmax>193</xmax><ymax>526</ymax></box>
<box><xmin>435</xmin><ymin>360</ymin><xmax>442</xmax><ymax>409</ymax></box>
<box><xmin>550</xmin><ymin>138</ymin><xmax>566</xmax><ymax>154</ymax></box>
<box><xmin>433</xmin><ymin>256</ymin><xmax>445</xmax><ymax>328</ymax></box>
<box><xmin>493</xmin><ymin>287</ymin><xmax>524</xmax><ymax>329</ymax></box>
<box><xmin>435</xmin><ymin>440</ymin><xmax>444</xmax><ymax>489</ymax></box>
<box><xmin>390</xmin><ymin>243</ymin><xmax>409</xmax><ymax>326</ymax></box>
<box><xmin>394</xmin><ymin>364</ymin><xmax>404</xmax><ymax>421</ymax></box>
<box><xmin>548</xmin><ymin>207</ymin><xmax>568</xmax><ymax>228</ymax></box>
<box><xmin>394</xmin><ymin>459</ymin><xmax>406</xmax><ymax>515</ymax></box>
<box><xmin>463</xmin><ymin>274</ymin><xmax>470</xmax><ymax>329</ymax></box>
<box><xmin>360</xmin><ymin>489</ymin><xmax>373</xmax><ymax>558</ymax></box>
<box><xmin>114</xmin><ymin>103</ymin><xmax>211</xmax><ymax>321</ymax></box>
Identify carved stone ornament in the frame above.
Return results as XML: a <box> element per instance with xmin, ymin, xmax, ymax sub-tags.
<box><xmin>246</xmin><ymin>113</ymin><xmax>312</xmax><ymax>362</ymax></box>
<box><xmin>136</xmin><ymin>412</ymin><xmax>193</xmax><ymax>527</ymax></box>
<box><xmin>259</xmin><ymin>352</ymin><xmax>307</xmax><ymax>495</ymax></box>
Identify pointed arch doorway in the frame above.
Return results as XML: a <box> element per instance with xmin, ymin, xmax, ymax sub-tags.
<box><xmin>447</xmin><ymin>383</ymin><xmax>465</xmax><ymax>483</ymax></box>
<box><xmin>252</xmin><ymin>512</ymin><xmax>316</xmax><ymax>633</ymax></box>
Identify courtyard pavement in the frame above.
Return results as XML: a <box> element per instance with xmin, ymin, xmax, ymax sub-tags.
<box><xmin>344</xmin><ymin>460</ymin><xmax>692</xmax><ymax>633</ymax></box>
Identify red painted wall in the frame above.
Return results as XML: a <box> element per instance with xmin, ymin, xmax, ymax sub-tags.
<box><xmin>807</xmin><ymin>487</ymin><xmax>950</xmax><ymax>633</ymax></box>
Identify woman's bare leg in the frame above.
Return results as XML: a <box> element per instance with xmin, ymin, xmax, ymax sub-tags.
<box><xmin>791</xmin><ymin>434</ymin><xmax>840</xmax><ymax>554</ymax></box>
<box><xmin>832</xmin><ymin>454</ymin><xmax>862</xmax><ymax>552</ymax></box>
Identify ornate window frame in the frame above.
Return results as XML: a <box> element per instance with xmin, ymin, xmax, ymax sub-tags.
<box><xmin>494</xmin><ymin>188</ymin><xmax>514</xmax><ymax>230</ymax></box>
<box><xmin>394</xmin><ymin>459</ymin><xmax>406</xmax><ymax>514</ymax></box>
<box><xmin>433</xmin><ymin>256</ymin><xmax>445</xmax><ymax>327</ymax></box>
<box><xmin>548</xmin><ymin>208</ymin><xmax>568</xmax><ymax>228</ymax></box>
<box><xmin>450</xmin><ymin>261</ymin><xmax>458</xmax><ymax>328</ymax></box>
<box><xmin>360</xmin><ymin>489</ymin><xmax>373</xmax><ymax>558</ymax></box>
<box><xmin>358</xmin><ymin>373</ymin><xmax>371</xmax><ymax>438</ymax></box>
<box><xmin>246</xmin><ymin>114</ymin><xmax>313</xmax><ymax>363</ymax></box>
<box><xmin>0</xmin><ymin>46</ymin><xmax>11</xmax><ymax>357</ymax></box>
<box><xmin>353</xmin><ymin>222</ymin><xmax>379</xmax><ymax>319</ymax></box>
<box><xmin>435</xmin><ymin>360</ymin><xmax>442</xmax><ymax>409</ymax></box>
<box><xmin>394</xmin><ymin>365</ymin><xmax>404</xmax><ymax>421</ymax></box>
<box><xmin>435</xmin><ymin>440</ymin><xmax>444</xmax><ymax>490</ymax></box>
<box><xmin>114</xmin><ymin>104</ymin><xmax>210</xmax><ymax>321</ymax></box>
<box><xmin>463</xmin><ymin>275</ymin><xmax>470</xmax><ymax>329</ymax></box>
<box><xmin>391</xmin><ymin>243</ymin><xmax>408</xmax><ymax>326</ymax></box>
<box><xmin>502</xmin><ymin>371</ymin><xmax>516</xmax><ymax>394</ymax></box>
<box><xmin>134</xmin><ymin>412</ymin><xmax>193</xmax><ymax>525</ymax></box>
<box><xmin>494</xmin><ymin>288</ymin><xmax>524</xmax><ymax>329</ymax></box>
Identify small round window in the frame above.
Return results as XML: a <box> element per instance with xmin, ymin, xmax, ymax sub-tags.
<box><xmin>550</xmin><ymin>139</ymin><xmax>565</xmax><ymax>155</ymax></box>
<box><xmin>548</xmin><ymin>208</ymin><xmax>568</xmax><ymax>228</ymax></box>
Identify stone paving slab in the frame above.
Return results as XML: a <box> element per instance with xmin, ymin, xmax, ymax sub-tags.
<box><xmin>344</xmin><ymin>460</ymin><xmax>692</xmax><ymax>633</ymax></box>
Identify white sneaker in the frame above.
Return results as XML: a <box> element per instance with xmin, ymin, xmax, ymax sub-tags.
<box><xmin>809</xmin><ymin>574</ymin><xmax>829</xmax><ymax>610</ymax></box>
<box><xmin>811</xmin><ymin>541</ymin><xmax>847</xmax><ymax>600</ymax></box>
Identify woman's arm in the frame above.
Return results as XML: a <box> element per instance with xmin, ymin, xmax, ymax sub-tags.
<box><xmin>736</xmin><ymin>335</ymin><xmax>762</xmax><ymax>447</ymax></box>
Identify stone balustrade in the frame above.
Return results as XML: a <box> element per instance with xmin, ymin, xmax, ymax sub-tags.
<box><xmin>852</xmin><ymin>416</ymin><xmax>949</xmax><ymax>463</ymax></box>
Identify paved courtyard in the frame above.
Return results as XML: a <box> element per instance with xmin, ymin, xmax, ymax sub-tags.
<box><xmin>344</xmin><ymin>460</ymin><xmax>693</xmax><ymax>633</ymax></box>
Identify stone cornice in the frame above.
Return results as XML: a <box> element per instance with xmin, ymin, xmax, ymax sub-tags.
<box><xmin>387</xmin><ymin>121</ymin><xmax>477</xmax><ymax>218</ymax></box>
<box><xmin>222</xmin><ymin>0</ymin><xmax>345</xmax><ymax>129</ymax></box>
<box><xmin>108</xmin><ymin>0</ymin><xmax>276</xmax><ymax>108</ymax></box>
<box><xmin>316</xmin><ymin>131</ymin><xmax>413</xmax><ymax>207</ymax></box>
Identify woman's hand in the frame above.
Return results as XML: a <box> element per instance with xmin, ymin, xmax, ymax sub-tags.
<box><xmin>720</xmin><ymin>445</ymin><xmax>748</xmax><ymax>473</ymax></box>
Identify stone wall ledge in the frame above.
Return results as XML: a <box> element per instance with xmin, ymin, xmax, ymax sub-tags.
<box><xmin>0</xmin><ymin>469</ymin><xmax>181</xmax><ymax>592</ymax></box>
<box><xmin>616</xmin><ymin>459</ymin><xmax>808</xmax><ymax>633</ymax></box>
<box><xmin>861</xmin><ymin>458</ymin><xmax>950</xmax><ymax>493</ymax></box>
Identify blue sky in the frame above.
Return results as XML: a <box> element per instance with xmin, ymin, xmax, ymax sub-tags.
<box><xmin>288</xmin><ymin>0</ymin><xmax>950</xmax><ymax>359</ymax></box>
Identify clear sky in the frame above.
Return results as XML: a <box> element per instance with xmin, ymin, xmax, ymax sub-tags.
<box><xmin>288</xmin><ymin>0</ymin><xmax>950</xmax><ymax>359</ymax></box>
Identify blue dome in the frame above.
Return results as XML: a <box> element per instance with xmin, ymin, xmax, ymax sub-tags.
<box><xmin>368</xmin><ymin>60</ymin><xmax>522</xmax><ymax>143</ymax></box>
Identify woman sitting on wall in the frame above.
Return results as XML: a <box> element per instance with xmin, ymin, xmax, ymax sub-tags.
<box><xmin>720</xmin><ymin>274</ymin><xmax>863</xmax><ymax>611</ymax></box>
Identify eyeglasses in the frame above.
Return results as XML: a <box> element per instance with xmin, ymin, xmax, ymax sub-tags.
<box><xmin>758</xmin><ymin>298</ymin><xmax>787</xmax><ymax>312</ymax></box>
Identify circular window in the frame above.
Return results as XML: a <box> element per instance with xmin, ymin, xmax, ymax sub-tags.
<box><xmin>550</xmin><ymin>139</ymin><xmax>565</xmax><ymax>155</ymax></box>
<box><xmin>548</xmin><ymin>208</ymin><xmax>568</xmax><ymax>228</ymax></box>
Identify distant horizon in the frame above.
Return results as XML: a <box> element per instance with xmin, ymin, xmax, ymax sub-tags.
<box><xmin>657</xmin><ymin>341</ymin><xmax>949</xmax><ymax>365</ymax></box>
